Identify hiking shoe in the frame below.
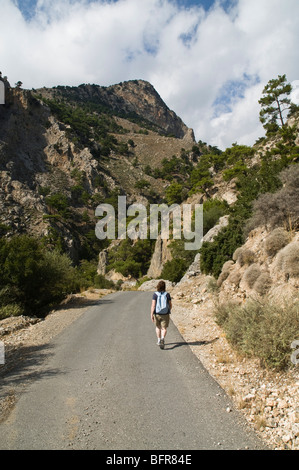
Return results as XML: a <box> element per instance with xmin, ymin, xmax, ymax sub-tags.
<box><xmin>160</xmin><ymin>338</ymin><xmax>165</xmax><ymax>349</ymax></box>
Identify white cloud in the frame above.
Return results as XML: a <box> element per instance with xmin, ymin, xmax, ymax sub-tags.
<box><xmin>291</xmin><ymin>80</ymin><xmax>299</xmax><ymax>106</ymax></box>
<box><xmin>1</xmin><ymin>0</ymin><xmax>299</xmax><ymax>149</ymax></box>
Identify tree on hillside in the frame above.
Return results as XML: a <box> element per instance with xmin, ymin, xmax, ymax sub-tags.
<box><xmin>259</xmin><ymin>74</ymin><xmax>292</xmax><ymax>135</ymax></box>
<box><xmin>165</xmin><ymin>182</ymin><xmax>183</xmax><ymax>204</ymax></box>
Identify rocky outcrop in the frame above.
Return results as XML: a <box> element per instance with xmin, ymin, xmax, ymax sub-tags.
<box><xmin>146</xmin><ymin>235</ymin><xmax>173</xmax><ymax>278</ymax></box>
<box><xmin>97</xmin><ymin>249</ymin><xmax>108</xmax><ymax>276</ymax></box>
<box><xmin>177</xmin><ymin>215</ymin><xmax>229</xmax><ymax>284</ymax></box>
<box><xmin>107</xmin><ymin>80</ymin><xmax>194</xmax><ymax>140</ymax></box>
<box><xmin>138</xmin><ymin>278</ymin><xmax>175</xmax><ymax>292</ymax></box>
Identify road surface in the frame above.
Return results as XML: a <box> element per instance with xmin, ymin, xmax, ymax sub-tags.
<box><xmin>0</xmin><ymin>291</ymin><xmax>267</xmax><ymax>450</ymax></box>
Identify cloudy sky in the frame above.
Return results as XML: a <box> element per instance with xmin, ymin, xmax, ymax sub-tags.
<box><xmin>1</xmin><ymin>0</ymin><xmax>299</xmax><ymax>149</ymax></box>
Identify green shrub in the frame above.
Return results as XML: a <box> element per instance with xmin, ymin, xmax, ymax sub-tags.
<box><xmin>135</xmin><ymin>179</ymin><xmax>150</xmax><ymax>190</ymax></box>
<box><xmin>0</xmin><ymin>235</ymin><xmax>78</xmax><ymax>317</ymax></box>
<box><xmin>0</xmin><ymin>235</ymin><xmax>43</xmax><ymax>307</ymax></box>
<box><xmin>203</xmin><ymin>199</ymin><xmax>229</xmax><ymax>235</ymax></box>
<box><xmin>165</xmin><ymin>183</ymin><xmax>183</xmax><ymax>204</ymax></box>
<box><xmin>215</xmin><ymin>297</ymin><xmax>299</xmax><ymax>370</ymax></box>
<box><xmin>94</xmin><ymin>274</ymin><xmax>115</xmax><ymax>289</ymax></box>
<box><xmin>114</xmin><ymin>259</ymin><xmax>143</xmax><ymax>278</ymax></box>
<box><xmin>27</xmin><ymin>249</ymin><xmax>78</xmax><ymax>314</ymax></box>
<box><xmin>200</xmin><ymin>148</ymin><xmax>294</xmax><ymax>279</ymax></box>
<box><xmin>168</xmin><ymin>239</ymin><xmax>198</xmax><ymax>269</ymax></box>
<box><xmin>0</xmin><ymin>303</ymin><xmax>24</xmax><ymax>320</ymax></box>
<box><xmin>160</xmin><ymin>258</ymin><xmax>187</xmax><ymax>283</ymax></box>
<box><xmin>107</xmin><ymin>238</ymin><xmax>155</xmax><ymax>278</ymax></box>
<box><xmin>45</xmin><ymin>192</ymin><xmax>69</xmax><ymax>217</ymax></box>
<box><xmin>222</xmin><ymin>161</ymin><xmax>249</xmax><ymax>181</ymax></box>
<box><xmin>76</xmin><ymin>259</ymin><xmax>115</xmax><ymax>289</ymax></box>
<box><xmin>200</xmin><ymin>220</ymin><xmax>244</xmax><ymax>278</ymax></box>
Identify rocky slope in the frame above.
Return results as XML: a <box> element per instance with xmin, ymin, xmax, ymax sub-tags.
<box><xmin>217</xmin><ymin>227</ymin><xmax>299</xmax><ymax>304</ymax></box>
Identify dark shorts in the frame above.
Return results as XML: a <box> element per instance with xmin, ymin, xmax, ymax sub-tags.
<box><xmin>154</xmin><ymin>314</ymin><xmax>170</xmax><ymax>329</ymax></box>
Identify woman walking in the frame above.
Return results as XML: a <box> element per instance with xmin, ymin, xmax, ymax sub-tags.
<box><xmin>151</xmin><ymin>280</ymin><xmax>172</xmax><ymax>349</ymax></box>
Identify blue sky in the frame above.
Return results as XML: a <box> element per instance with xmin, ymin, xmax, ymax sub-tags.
<box><xmin>2</xmin><ymin>0</ymin><xmax>299</xmax><ymax>149</ymax></box>
<box><xmin>18</xmin><ymin>0</ymin><xmax>222</xmax><ymax>18</ymax></box>
<box><xmin>17</xmin><ymin>0</ymin><xmax>236</xmax><ymax>25</ymax></box>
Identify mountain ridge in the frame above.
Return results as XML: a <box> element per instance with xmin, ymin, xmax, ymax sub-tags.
<box><xmin>35</xmin><ymin>79</ymin><xmax>195</xmax><ymax>140</ymax></box>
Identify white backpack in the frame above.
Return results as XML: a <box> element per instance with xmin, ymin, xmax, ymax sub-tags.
<box><xmin>155</xmin><ymin>291</ymin><xmax>169</xmax><ymax>314</ymax></box>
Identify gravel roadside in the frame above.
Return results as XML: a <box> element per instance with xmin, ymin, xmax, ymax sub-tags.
<box><xmin>170</xmin><ymin>295</ymin><xmax>299</xmax><ymax>451</ymax></box>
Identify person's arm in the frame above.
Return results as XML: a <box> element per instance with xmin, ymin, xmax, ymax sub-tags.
<box><xmin>151</xmin><ymin>299</ymin><xmax>156</xmax><ymax>322</ymax></box>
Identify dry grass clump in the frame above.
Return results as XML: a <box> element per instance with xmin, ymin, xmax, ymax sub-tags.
<box><xmin>243</xmin><ymin>263</ymin><xmax>262</xmax><ymax>289</ymax></box>
<box><xmin>233</xmin><ymin>248</ymin><xmax>255</xmax><ymax>266</ymax></box>
<box><xmin>217</xmin><ymin>260</ymin><xmax>234</xmax><ymax>287</ymax></box>
<box><xmin>264</xmin><ymin>228</ymin><xmax>291</xmax><ymax>257</ymax></box>
<box><xmin>227</xmin><ymin>270</ymin><xmax>242</xmax><ymax>287</ymax></box>
<box><xmin>276</xmin><ymin>242</ymin><xmax>299</xmax><ymax>278</ymax></box>
<box><xmin>232</xmin><ymin>247</ymin><xmax>242</xmax><ymax>262</ymax></box>
<box><xmin>253</xmin><ymin>272</ymin><xmax>272</xmax><ymax>296</ymax></box>
<box><xmin>239</xmin><ymin>249</ymin><xmax>255</xmax><ymax>266</ymax></box>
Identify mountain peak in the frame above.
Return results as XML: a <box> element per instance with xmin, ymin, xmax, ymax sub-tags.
<box><xmin>37</xmin><ymin>80</ymin><xmax>195</xmax><ymax>141</ymax></box>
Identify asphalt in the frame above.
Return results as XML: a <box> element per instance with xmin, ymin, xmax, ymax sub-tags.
<box><xmin>0</xmin><ymin>291</ymin><xmax>268</xmax><ymax>450</ymax></box>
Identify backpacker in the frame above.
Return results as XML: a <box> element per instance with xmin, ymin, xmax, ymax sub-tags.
<box><xmin>155</xmin><ymin>291</ymin><xmax>169</xmax><ymax>314</ymax></box>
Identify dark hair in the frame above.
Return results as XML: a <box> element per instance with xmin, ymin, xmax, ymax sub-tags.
<box><xmin>157</xmin><ymin>280</ymin><xmax>166</xmax><ymax>292</ymax></box>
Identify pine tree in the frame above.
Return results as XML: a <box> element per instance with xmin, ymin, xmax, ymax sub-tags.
<box><xmin>259</xmin><ymin>74</ymin><xmax>292</xmax><ymax>134</ymax></box>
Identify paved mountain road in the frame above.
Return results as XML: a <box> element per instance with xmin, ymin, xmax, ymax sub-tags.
<box><xmin>0</xmin><ymin>291</ymin><xmax>266</xmax><ymax>450</ymax></box>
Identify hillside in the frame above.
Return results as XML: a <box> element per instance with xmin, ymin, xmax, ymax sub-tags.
<box><xmin>0</xmin><ymin>80</ymin><xmax>195</xmax><ymax>264</ymax></box>
<box><xmin>1</xmin><ymin>77</ymin><xmax>299</xmax><ymax>291</ymax></box>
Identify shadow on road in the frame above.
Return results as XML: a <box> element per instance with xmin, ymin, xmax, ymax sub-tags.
<box><xmin>0</xmin><ymin>343</ymin><xmax>63</xmax><ymax>384</ymax></box>
<box><xmin>165</xmin><ymin>337</ymin><xmax>219</xmax><ymax>350</ymax></box>
<box><xmin>55</xmin><ymin>297</ymin><xmax>114</xmax><ymax>311</ymax></box>
<box><xmin>0</xmin><ymin>342</ymin><xmax>65</xmax><ymax>422</ymax></box>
